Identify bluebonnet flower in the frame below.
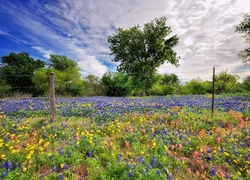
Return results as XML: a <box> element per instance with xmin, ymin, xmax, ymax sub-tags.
<box><xmin>225</xmin><ymin>174</ymin><xmax>230</xmax><ymax>179</ymax></box>
<box><xmin>58</xmin><ymin>173</ymin><xmax>64</xmax><ymax>180</ymax></box>
<box><xmin>59</xmin><ymin>147</ymin><xmax>64</xmax><ymax>155</ymax></box>
<box><xmin>52</xmin><ymin>166</ymin><xmax>58</xmax><ymax>172</ymax></box>
<box><xmin>163</xmin><ymin>168</ymin><xmax>167</xmax><ymax>173</ymax></box>
<box><xmin>151</xmin><ymin>156</ymin><xmax>157</xmax><ymax>168</ymax></box>
<box><xmin>208</xmin><ymin>155</ymin><xmax>212</xmax><ymax>161</ymax></box>
<box><xmin>167</xmin><ymin>173</ymin><xmax>172</xmax><ymax>179</ymax></box>
<box><xmin>2</xmin><ymin>172</ymin><xmax>7</xmax><ymax>178</ymax></box>
<box><xmin>142</xmin><ymin>169</ymin><xmax>146</xmax><ymax>176</ymax></box>
<box><xmin>64</xmin><ymin>164</ymin><xmax>69</xmax><ymax>170</ymax></box>
<box><xmin>1</xmin><ymin>162</ymin><xmax>5</xmax><ymax>168</ymax></box>
<box><xmin>234</xmin><ymin>151</ymin><xmax>238</xmax><ymax>157</ymax></box>
<box><xmin>40</xmin><ymin>173</ymin><xmax>45</xmax><ymax>178</ymax></box>
<box><xmin>210</xmin><ymin>166</ymin><xmax>216</xmax><ymax>176</ymax></box>
<box><xmin>15</xmin><ymin>163</ymin><xmax>18</xmax><ymax>168</ymax></box>
<box><xmin>128</xmin><ymin>170</ymin><xmax>132</xmax><ymax>178</ymax></box>
<box><xmin>156</xmin><ymin>169</ymin><xmax>160</xmax><ymax>175</ymax></box>
<box><xmin>7</xmin><ymin>160</ymin><xmax>12</xmax><ymax>170</ymax></box>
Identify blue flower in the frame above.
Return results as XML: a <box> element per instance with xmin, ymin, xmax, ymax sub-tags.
<box><xmin>58</xmin><ymin>173</ymin><xmax>64</xmax><ymax>180</ymax></box>
<box><xmin>151</xmin><ymin>156</ymin><xmax>156</xmax><ymax>168</ymax></box>
<box><xmin>156</xmin><ymin>169</ymin><xmax>160</xmax><ymax>175</ymax></box>
<box><xmin>225</xmin><ymin>174</ymin><xmax>230</xmax><ymax>179</ymax></box>
<box><xmin>7</xmin><ymin>160</ymin><xmax>12</xmax><ymax>170</ymax></box>
<box><xmin>128</xmin><ymin>170</ymin><xmax>132</xmax><ymax>178</ymax></box>
<box><xmin>210</xmin><ymin>166</ymin><xmax>216</xmax><ymax>176</ymax></box>
<box><xmin>167</xmin><ymin>173</ymin><xmax>172</xmax><ymax>179</ymax></box>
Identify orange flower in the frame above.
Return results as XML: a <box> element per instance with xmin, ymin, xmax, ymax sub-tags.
<box><xmin>216</xmin><ymin>137</ymin><xmax>221</xmax><ymax>143</ymax></box>
<box><xmin>125</xmin><ymin>140</ymin><xmax>130</xmax><ymax>147</ymax></box>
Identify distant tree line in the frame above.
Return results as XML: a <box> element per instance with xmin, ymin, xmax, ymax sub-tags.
<box><xmin>0</xmin><ymin>52</ymin><xmax>250</xmax><ymax>98</ymax></box>
<box><xmin>1</xmin><ymin>14</ymin><xmax>249</xmax><ymax>98</ymax></box>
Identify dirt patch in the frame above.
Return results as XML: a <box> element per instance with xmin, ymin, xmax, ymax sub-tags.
<box><xmin>74</xmin><ymin>164</ymin><xmax>88</xmax><ymax>180</ymax></box>
<box><xmin>36</xmin><ymin>164</ymin><xmax>51</xmax><ymax>177</ymax></box>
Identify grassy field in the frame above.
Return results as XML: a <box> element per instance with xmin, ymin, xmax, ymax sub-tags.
<box><xmin>0</xmin><ymin>96</ymin><xmax>249</xmax><ymax>179</ymax></box>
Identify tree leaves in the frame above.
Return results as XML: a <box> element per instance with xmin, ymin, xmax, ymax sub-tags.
<box><xmin>108</xmin><ymin>16</ymin><xmax>179</xmax><ymax>95</ymax></box>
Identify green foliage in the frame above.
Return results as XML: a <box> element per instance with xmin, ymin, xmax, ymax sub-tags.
<box><xmin>108</xmin><ymin>16</ymin><xmax>179</xmax><ymax>96</ymax></box>
<box><xmin>82</xmin><ymin>75</ymin><xmax>103</xmax><ymax>96</ymax></box>
<box><xmin>235</xmin><ymin>13</ymin><xmax>250</xmax><ymax>63</ymax></box>
<box><xmin>48</xmin><ymin>54</ymin><xmax>78</xmax><ymax>71</ymax></box>
<box><xmin>101</xmin><ymin>72</ymin><xmax>132</xmax><ymax>96</ymax></box>
<box><xmin>215</xmin><ymin>70</ymin><xmax>239</xmax><ymax>94</ymax></box>
<box><xmin>32</xmin><ymin>55</ymin><xmax>83</xmax><ymax>97</ymax></box>
<box><xmin>0</xmin><ymin>79</ymin><xmax>11</xmax><ymax>98</ymax></box>
<box><xmin>181</xmin><ymin>78</ymin><xmax>207</xmax><ymax>95</ymax></box>
<box><xmin>0</xmin><ymin>52</ymin><xmax>45</xmax><ymax>96</ymax></box>
<box><xmin>242</xmin><ymin>75</ymin><xmax>250</xmax><ymax>91</ymax></box>
<box><xmin>32</xmin><ymin>68</ymin><xmax>50</xmax><ymax>96</ymax></box>
<box><xmin>149</xmin><ymin>74</ymin><xmax>179</xmax><ymax>96</ymax></box>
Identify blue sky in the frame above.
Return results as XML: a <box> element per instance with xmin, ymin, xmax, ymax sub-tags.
<box><xmin>0</xmin><ymin>0</ymin><xmax>249</xmax><ymax>81</ymax></box>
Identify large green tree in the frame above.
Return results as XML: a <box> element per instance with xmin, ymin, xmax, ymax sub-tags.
<box><xmin>0</xmin><ymin>52</ymin><xmax>45</xmax><ymax>95</ymax></box>
<box><xmin>149</xmin><ymin>73</ymin><xmax>180</xmax><ymax>95</ymax></box>
<box><xmin>181</xmin><ymin>78</ymin><xmax>207</xmax><ymax>95</ymax></box>
<box><xmin>32</xmin><ymin>55</ymin><xmax>83</xmax><ymax>96</ymax></box>
<box><xmin>236</xmin><ymin>13</ymin><xmax>250</xmax><ymax>63</ymax></box>
<box><xmin>82</xmin><ymin>75</ymin><xmax>103</xmax><ymax>96</ymax></box>
<box><xmin>108</xmin><ymin>16</ymin><xmax>179</xmax><ymax>96</ymax></box>
<box><xmin>242</xmin><ymin>75</ymin><xmax>250</xmax><ymax>92</ymax></box>
<box><xmin>215</xmin><ymin>70</ymin><xmax>239</xmax><ymax>94</ymax></box>
<box><xmin>48</xmin><ymin>54</ymin><xmax>78</xmax><ymax>71</ymax></box>
<box><xmin>101</xmin><ymin>72</ymin><xmax>132</xmax><ymax>97</ymax></box>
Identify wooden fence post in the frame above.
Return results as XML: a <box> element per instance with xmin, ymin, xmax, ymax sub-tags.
<box><xmin>211</xmin><ymin>67</ymin><xmax>215</xmax><ymax>117</ymax></box>
<box><xmin>50</xmin><ymin>72</ymin><xmax>56</xmax><ymax>121</ymax></box>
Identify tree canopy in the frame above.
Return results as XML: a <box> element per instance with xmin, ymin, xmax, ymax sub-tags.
<box><xmin>49</xmin><ymin>54</ymin><xmax>78</xmax><ymax>71</ymax></box>
<box><xmin>0</xmin><ymin>52</ymin><xmax>45</xmax><ymax>95</ymax></box>
<box><xmin>108</xmin><ymin>16</ymin><xmax>179</xmax><ymax>96</ymax></box>
<box><xmin>32</xmin><ymin>55</ymin><xmax>83</xmax><ymax>96</ymax></box>
<box><xmin>236</xmin><ymin>13</ymin><xmax>250</xmax><ymax>63</ymax></box>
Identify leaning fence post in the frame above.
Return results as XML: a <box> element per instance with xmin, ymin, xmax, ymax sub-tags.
<box><xmin>50</xmin><ymin>72</ymin><xmax>56</xmax><ymax>121</ymax></box>
<box><xmin>211</xmin><ymin>67</ymin><xmax>215</xmax><ymax>117</ymax></box>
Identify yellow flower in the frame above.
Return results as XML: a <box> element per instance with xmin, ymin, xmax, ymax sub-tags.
<box><xmin>60</xmin><ymin>163</ymin><xmax>64</xmax><ymax>168</ymax></box>
<box><xmin>9</xmin><ymin>146</ymin><xmax>14</xmax><ymax>150</ymax></box>
<box><xmin>30</xmin><ymin>150</ymin><xmax>34</xmax><ymax>155</ymax></box>
<box><xmin>224</xmin><ymin>152</ymin><xmax>229</xmax><ymax>156</ymax></box>
<box><xmin>152</xmin><ymin>142</ymin><xmax>156</xmax><ymax>147</ymax></box>
<box><xmin>141</xmin><ymin>151</ymin><xmax>145</xmax><ymax>155</ymax></box>
<box><xmin>27</xmin><ymin>154</ymin><xmax>31</xmax><ymax>160</ymax></box>
<box><xmin>39</xmin><ymin>139</ymin><xmax>43</xmax><ymax>144</ymax></box>
<box><xmin>39</xmin><ymin>147</ymin><xmax>44</xmax><ymax>151</ymax></box>
<box><xmin>0</xmin><ymin>154</ymin><xmax>6</xmax><ymax>159</ymax></box>
<box><xmin>44</xmin><ymin>142</ymin><xmax>50</xmax><ymax>147</ymax></box>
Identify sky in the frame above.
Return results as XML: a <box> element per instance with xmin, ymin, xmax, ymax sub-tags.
<box><xmin>0</xmin><ymin>0</ymin><xmax>249</xmax><ymax>82</ymax></box>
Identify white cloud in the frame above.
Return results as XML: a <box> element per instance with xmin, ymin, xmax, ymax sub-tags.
<box><xmin>1</xmin><ymin>0</ymin><xmax>250</xmax><ymax>81</ymax></box>
<box><xmin>32</xmin><ymin>46</ymin><xmax>54</xmax><ymax>59</ymax></box>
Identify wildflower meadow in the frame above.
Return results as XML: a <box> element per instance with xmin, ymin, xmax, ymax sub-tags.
<box><xmin>0</xmin><ymin>95</ymin><xmax>249</xmax><ymax>179</ymax></box>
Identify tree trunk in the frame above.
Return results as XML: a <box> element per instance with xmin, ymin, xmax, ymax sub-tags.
<box><xmin>142</xmin><ymin>80</ymin><xmax>147</xmax><ymax>96</ymax></box>
<box><xmin>50</xmin><ymin>72</ymin><xmax>57</xmax><ymax>121</ymax></box>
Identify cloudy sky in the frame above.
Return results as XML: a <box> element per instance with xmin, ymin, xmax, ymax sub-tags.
<box><xmin>0</xmin><ymin>0</ymin><xmax>249</xmax><ymax>82</ymax></box>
